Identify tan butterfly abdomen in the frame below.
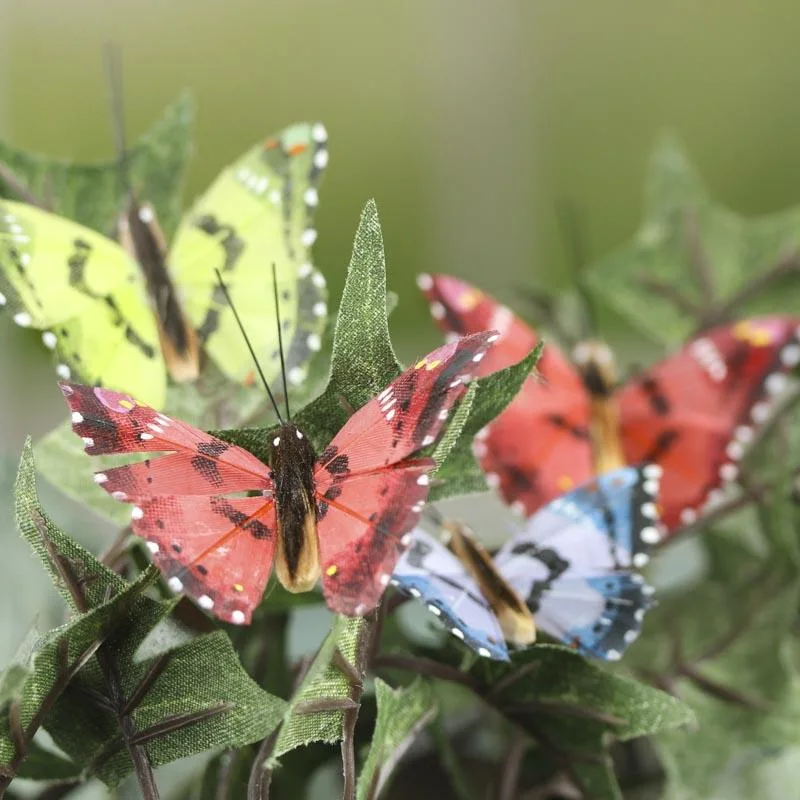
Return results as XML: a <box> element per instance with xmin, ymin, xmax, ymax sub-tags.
<box><xmin>572</xmin><ymin>340</ymin><xmax>626</xmax><ymax>475</ymax></box>
<box><xmin>118</xmin><ymin>200</ymin><xmax>201</xmax><ymax>382</ymax></box>
<box><xmin>444</xmin><ymin>521</ymin><xmax>536</xmax><ymax>646</ymax></box>
<box><xmin>275</xmin><ymin>509</ymin><xmax>321</xmax><ymax>593</ymax></box>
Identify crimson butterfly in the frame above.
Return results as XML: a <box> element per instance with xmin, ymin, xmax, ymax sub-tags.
<box><xmin>61</xmin><ymin>330</ymin><xmax>498</xmax><ymax>624</ymax></box>
<box><xmin>418</xmin><ymin>273</ymin><xmax>800</xmax><ymax>538</ymax></box>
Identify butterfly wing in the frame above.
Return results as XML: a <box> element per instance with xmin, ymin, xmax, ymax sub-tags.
<box><xmin>0</xmin><ymin>201</ymin><xmax>166</xmax><ymax>406</ymax></box>
<box><xmin>315</xmin><ymin>331</ymin><xmax>498</xmax><ymax>615</ymax></box>
<box><xmin>419</xmin><ymin>273</ymin><xmax>593</xmax><ymax>515</ymax></box>
<box><xmin>494</xmin><ymin>466</ymin><xmax>656</xmax><ymax>660</ymax></box>
<box><xmin>392</xmin><ymin>528</ymin><xmax>509</xmax><ymax>660</ymax></box>
<box><xmin>61</xmin><ymin>382</ymin><xmax>275</xmax><ymax>624</ymax></box>
<box><xmin>618</xmin><ymin>317</ymin><xmax>800</xmax><ymax>532</ymax></box>
<box><xmin>169</xmin><ymin>123</ymin><xmax>329</xmax><ymax>389</ymax></box>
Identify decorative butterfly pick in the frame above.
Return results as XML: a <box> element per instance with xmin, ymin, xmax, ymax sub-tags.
<box><xmin>393</xmin><ymin>465</ymin><xmax>658</xmax><ymax>661</ymax></box>
<box><xmin>61</xmin><ymin>331</ymin><xmax>499</xmax><ymax>623</ymax></box>
<box><xmin>0</xmin><ymin>122</ymin><xmax>329</xmax><ymax>408</ymax></box>
<box><xmin>418</xmin><ymin>273</ymin><xmax>800</xmax><ymax>537</ymax></box>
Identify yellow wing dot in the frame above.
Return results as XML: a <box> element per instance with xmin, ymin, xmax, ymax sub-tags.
<box><xmin>415</xmin><ymin>359</ymin><xmax>427</xmax><ymax>370</ymax></box>
<box><xmin>457</xmin><ymin>289</ymin><xmax>483</xmax><ymax>311</ymax></box>
<box><xmin>119</xmin><ymin>399</ymin><xmax>135</xmax><ymax>410</ymax></box>
<box><xmin>557</xmin><ymin>475</ymin><xmax>574</xmax><ymax>491</ymax></box>
<box><xmin>733</xmin><ymin>321</ymin><xmax>773</xmax><ymax>347</ymax></box>
<box><xmin>326</xmin><ymin>564</ymin><xmax>338</xmax><ymax>577</ymax></box>
<box><xmin>425</xmin><ymin>359</ymin><xmax>442</xmax><ymax>371</ymax></box>
<box><xmin>233</xmin><ymin>583</ymin><xmax>244</xmax><ymax>593</ymax></box>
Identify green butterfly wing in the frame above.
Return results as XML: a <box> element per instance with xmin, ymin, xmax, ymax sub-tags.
<box><xmin>168</xmin><ymin>122</ymin><xmax>329</xmax><ymax>389</ymax></box>
<box><xmin>0</xmin><ymin>200</ymin><xmax>166</xmax><ymax>407</ymax></box>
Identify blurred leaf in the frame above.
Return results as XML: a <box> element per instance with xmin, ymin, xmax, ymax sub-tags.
<box><xmin>586</xmin><ymin>133</ymin><xmax>800</xmax><ymax>346</ymax></box>
<box><xmin>0</xmin><ymin>93</ymin><xmax>194</xmax><ymax>237</ymax></box>
<box><xmin>269</xmin><ymin>616</ymin><xmax>365</xmax><ymax>764</ymax></box>
<box><xmin>430</xmin><ymin>343</ymin><xmax>542</xmax><ymax>501</ymax></box>
<box><xmin>356</xmin><ymin>678</ymin><xmax>437</xmax><ymax>800</ymax></box>
<box><xmin>628</xmin><ymin>534</ymin><xmax>800</xmax><ymax>799</ymax></box>
<box><xmin>15</xmin><ymin>740</ymin><xmax>81</xmax><ymax>781</ymax></box>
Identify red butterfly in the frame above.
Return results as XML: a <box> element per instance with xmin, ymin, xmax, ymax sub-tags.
<box><xmin>60</xmin><ymin>331</ymin><xmax>498</xmax><ymax>624</ymax></box>
<box><xmin>418</xmin><ymin>273</ymin><xmax>800</xmax><ymax>538</ymax></box>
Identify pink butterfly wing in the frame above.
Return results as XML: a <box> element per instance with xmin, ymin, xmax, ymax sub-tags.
<box><xmin>419</xmin><ymin>274</ymin><xmax>593</xmax><ymax>516</ymax></box>
<box><xmin>61</xmin><ymin>382</ymin><xmax>276</xmax><ymax>623</ymax></box>
<box><xmin>314</xmin><ymin>331</ymin><xmax>498</xmax><ymax>614</ymax></box>
<box><xmin>618</xmin><ymin>317</ymin><xmax>800</xmax><ymax>533</ymax></box>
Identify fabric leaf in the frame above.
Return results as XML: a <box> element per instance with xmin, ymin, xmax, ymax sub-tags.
<box><xmin>0</xmin><ymin>93</ymin><xmax>193</xmax><ymax>237</ymax></box>
<box><xmin>356</xmin><ymin>678</ymin><xmax>437</xmax><ymax>800</ymax></box>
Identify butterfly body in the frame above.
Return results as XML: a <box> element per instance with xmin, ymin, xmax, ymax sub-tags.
<box><xmin>61</xmin><ymin>331</ymin><xmax>498</xmax><ymax>623</ymax></box>
<box><xmin>269</xmin><ymin>420</ymin><xmax>321</xmax><ymax>593</ymax></box>
<box><xmin>419</xmin><ymin>274</ymin><xmax>800</xmax><ymax>535</ymax></box>
<box><xmin>393</xmin><ymin>465</ymin><xmax>657</xmax><ymax>661</ymax></box>
<box><xmin>117</xmin><ymin>198</ymin><xmax>201</xmax><ymax>382</ymax></box>
<box><xmin>443</xmin><ymin>520</ymin><xmax>535</xmax><ymax>645</ymax></box>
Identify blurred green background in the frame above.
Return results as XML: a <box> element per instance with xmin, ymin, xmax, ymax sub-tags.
<box><xmin>0</xmin><ymin>2</ymin><xmax>799</xmax><ymax>795</ymax></box>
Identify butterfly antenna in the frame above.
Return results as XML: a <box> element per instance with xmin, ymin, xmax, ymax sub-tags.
<box><xmin>556</xmin><ymin>198</ymin><xmax>597</xmax><ymax>339</ymax></box>
<box><xmin>215</xmin><ymin>269</ymin><xmax>285</xmax><ymax>424</ymax></box>
<box><xmin>103</xmin><ymin>43</ymin><xmax>133</xmax><ymax>197</ymax></box>
<box><xmin>271</xmin><ymin>262</ymin><xmax>292</xmax><ymax>420</ymax></box>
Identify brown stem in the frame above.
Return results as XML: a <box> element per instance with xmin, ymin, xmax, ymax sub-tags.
<box><xmin>247</xmin><ymin>729</ymin><xmax>280</xmax><ymax>800</ymax></box>
<box><xmin>693</xmin><ymin>248</ymin><xmax>800</xmax><ymax>335</ymax></box>
<box><xmin>636</xmin><ymin>276</ymin><xmax>701</xmax><ymax>317</ymax></box>
<box><xmin>374</xmin><ymin>653</ymin><xmax>480</xmax><ymax>691</ymax></box>
<box><xmin>498</xmin><ymin>731</ymin><xmax>527</xmax><ymax>800</ymax></box>
<box><xmin>678</xmin><ymin>663</ymin><xmax>770</xmax><ymax>711</ymax></box>
<box><xmin>501</xmin><ymin>700</ymin><xmax>624</xmax><ymax>728</ymax></box>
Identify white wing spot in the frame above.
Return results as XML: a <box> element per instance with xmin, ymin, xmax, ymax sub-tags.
<box><xmin>231</xmin><ymin>610</ymin><xmax>246</xmax><ymax>625</ymax></box>
<box><xmin>726</xmin><ymin>441</ymin><xmax>744</xmax><ymax>461</ymax></box>
<box><xmin>298</xmin><ymin>263</ymin><xmax>313</xmax><ymax>278</ymax></box>
<box><xmin>472</xmin><ymin>351</ymin><xmax>485</xmax><ymax>363</ymax></box>
<box><xmin>486</xmin><ymin>472</ymin><xmax>501</xmax><ymax>488</ymax></box>
<box><xmin>680</xmin><ymin>507</ymin><xmax>698</xmax><ymax>525</ymax></box>
<box><xmin>138</xmin><ymin>206</ymin><xmax>155</xmax><ymax>223</ymax></box>
<box><xmin>430</xmin><ymin>301</ymin><xmax>446</xmax><ymax>320</ymax></box>
<box><xmin>273</xmin><ymin>436</ymin><xmax>281</xmax><ymax>447</ymax></box>
<box><xmin>131</xmin><ymin>506</ymin><xmax>144</xmax><ymax>520</ymax></box>
<box><xmin>288</xmin><ymin>367</ymin><xmax>305</xmax><ymax>385</ymax></box>
<box><xmin>765</xmin><ymin>372</ymin><xmax>789</xmax><ymax>396</ymax></box>
<box><xmin>422</xmin><ymin>434</ymin><xmax>435</xmax><ymax>446</ymax></box>
<box><xmin>146</xmin><ymin>541</ymin><xmax>159</xmax><ymax>554</ymax></box>
<box><xmin>296</xmin><ymin>429</ymin><xmax>304</xmax><ymax>440</ymax></box>
<box><xmin>304</xmin><ymin>187</ymin><xmax>319</xmax><ymax>207</ymax></box>
<box><xmin>640</xmin><ymin>526</ymin><xmax>660</xmax><ymax>545</ymax></box>
<box><xmin>632</xmin><ymin>552</ymin><xmax>649</xmax><ymax>568</ymax></box>
<box><xmin>720</xmin><ymin>463</ymin><xmax>738</xmax><ymax>482</ymax></box>
<box><xmin>82</xmin><ymin>436</ymin><xmax>94</xmax><ymax>448</ymax></box>
<box><xmin>781</xmin><ymin>344</ymin><xmax>800</xmax><ymax>367</ymax></box>
<box><xmin>56</xmin><ymin>364</ymin><xmax>71</xmax><ymax>380</ymax></box>
<box><xmin>438</xmin><ymin>408</ymin><xmax>448</xmax><ymax>420</ymax></box>
<box><xmin>13</xmin><ymin>312</ymin><xmax>32</xmax><ymax>327</ymax></box>
<box><xmin>751</xmin><ymin>402</ymin><xmax>770</xmax><ymax>424</ymax></box>
<box><xmin>451</xmin><ymin>627</ymin><xmax>465</xmax><ymax>640</ymax></box>
<box><xmin>307</xmin><ymin>333</ymin><xmax>322</xmax><ymax>352</ymax></box>
<box><xmin>94</xmin><ymin>473</ymin><xmax>108</xmax><ymax>484</ymax></box>
<box><xmin>379</xmin><ymin>573</ymin><xmax>390</xmax><ymax>586</ymax></box>
<box><xmin>311</xmin><ymin>122</ymin><xmax>328</xmax><ymax>142</ymax></box>
<box><xmin>606</xmin><ymin>649</ymin><xmax>622</xmax><ymax>661</ymax></box>
<box><xmin>312</xmin><ymin>272</ymin><xmax>326</xmax><ymax>288</ymax></box>
<box><xmin>42</xmin><ymin>331</ymin><xmax>57</xmax><ymax>350</ymax></box>
<box><xmin>641</xmin><ymin>502</ymin><xmax>658</xmax><ymax>519</ymax></box>
<box><xmin>302</xmin><ymin>228</ymin><xmax>318</xmax><ymax>247</ymax></box>
<box><xmin>416</xmin><ymin>273</ymin><xmax>433</xmax><ymax>291</ymax></box>
<box><xmin>416</xmin><ymin>474</ymin><xmax>430</xmax><ymax>486</ymax></box>
<box><xmin>198</xmin><ymin>595</ymin><xmax>214</xmax><ymax>610</ymax></box>
<box><xmin>313</xmin><ymin>149</ymin><xmax>329</xmax><ymax>169</ymax></box>
<box><xmin>478</xmin><ymin>647</ymin><xmax>492</xmax><ymax>658</ymax></box>
<box><xmin>140</xmin><ymin>432</ymin><xmax>154</xmax><ymax>441</ymax></box>
<box><xmin>71</xmin><ymin>411</ymin><xmax>84</xmax><ymax>424</ymax></box>
<box><xmin>313</xmin><ymin>301</ymin><xmax>327</xmax><ymax>317</ymax></box>
<box><xmin>112</xmin><ymin>491</ymin><xmax>127</xmax><ymax>500</ymax></box>
<box><xmin>427</xmin><ymin>603</ymin><xmax>441</xmax><ymax>616</ymax></box>
<box><xmin>386</xmin><ymin>408</ymin><xmax>396</xmax><ymax>422</ymax></box>
<box><xmin>642</xmin><ymin>464</ymin><xmax>663</xmax><ymax>480</ymax></box>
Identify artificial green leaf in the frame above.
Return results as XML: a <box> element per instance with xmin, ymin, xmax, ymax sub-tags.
<box><xmin>15</xmin><ymin>740</ymin><xmax>81</xmax><ymax>781</ymax></box>
<box><xmin>216</xmin><ymin>199</ymin><xmax>404</xmax><ymax>459</ymax></box>
<box><xmin>430</xmin><ymin>343</ymin><xmax>542</xmax><ymax>501</ymax></box>
<box><xmin>586</xmin><ymin>134</ymin><xmax>800</xmax><ymax>346</ymax></box>
<box><xmin>0</xmin><ymin>93</ymin><xmax>194</xmax><ymax>237</ymax></box>
<box><xmin>0</xmin><ymin>567</ymin><xmax>156</xmax><ymax>786</ymax></box>
<box><xmin>356</xmin><ymin>678</ymin><xmax>437</xmax><ymax>800</ymax></box>
<box><xmin>629</xmin><ymin>542</ymin><xmax>800</xmax><ymax>800</ymax></box>
<box><xmin>16</xmin><ymin>437</ymin><xmax>127</xmax><ymax>608</ymax></box>
<box><xmin>270</xmin><ymin>616</ymin><xmax>366</xmax><ymax>764</ymax></box>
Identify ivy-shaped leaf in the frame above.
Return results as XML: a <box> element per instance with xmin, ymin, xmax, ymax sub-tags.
<box><xmin>270</xmin><ymin>616</ymin><xmax>366</xmax><ymax>764</ymax></box>
<box><xmin>0</xmin><ymin>93</ymin><xmax>194</xmax><ymax>237</ymax></box>
<box><xmin>430</xmin><ymin>343</ymin><xmax>542</xmax><ymax>501</ymax></box>
<box><xmin>585</xmin><ymin>134</ymin><xmax>800</xmax><ymax>346</ymax></box>
<box><xmin>356</xmin><ymin>678</ymin><xmax>437</xmax><ymax>800</ymax></box>
<box><xmin>8</xmin><ymin>440</ymin><xmax>286</xmax><ymax>790</ymax></box>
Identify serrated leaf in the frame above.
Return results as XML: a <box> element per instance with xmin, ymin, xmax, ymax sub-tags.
<box><xmin>215</xmin><ymin>200</ymin><xmax>403</xmax><ymax>459</ymax></box>
<box><xmin>16</xmin><ymin>437</ymin><xmax>127</xmax><ymax>608</ymax></box>
<box><xmin>586</xmin><ymin>133</ymin><xmax>800</xmax><ymax>346</ymax></box>
<box><xmin>430</xmin><ymin>343</ymin><xmax>542</xmax><ymax>501</ymax></box>
<box><xmin>270</xmin><ymin>616</ymin><xmax>366</xmax><ymax>764</ymax></box>
<box><xmin>0</xmin><ymin>93</ymin><xmax>194</xmax><ymax>237</ymax></box>
<box><xmin>356</xmin><ymin>678</ymin><xmax>437</xmax><ymax>800</ymax></box>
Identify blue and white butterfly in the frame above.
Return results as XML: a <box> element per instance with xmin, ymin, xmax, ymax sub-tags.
<box><xmin>392</xmin><ymin>465</ymin><xmax>660</xmax><ymax>662</ymax></box>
